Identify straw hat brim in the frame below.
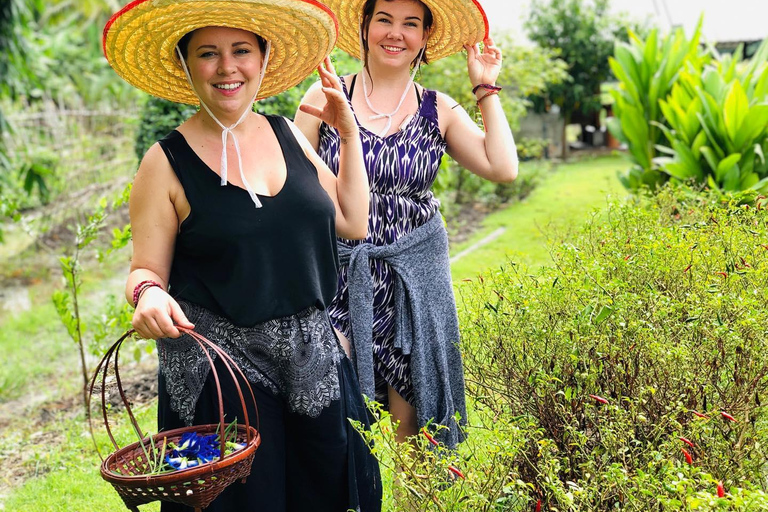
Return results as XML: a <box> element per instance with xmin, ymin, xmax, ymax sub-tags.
<box><xmin>103</xmin><ymin>0</ymin><xmax>338</xmax><ymax>105</ymax></box>
<box><xmin>323</xmin><ymin>0</ymin><xmax>488</xmax><ymax>62</ymax></box>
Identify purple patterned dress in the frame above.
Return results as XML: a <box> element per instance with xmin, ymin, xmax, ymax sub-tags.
<box><xmin>318</xmin><ymin>77</ymin><xmax>446</xmax><ymax>406</ymax></box>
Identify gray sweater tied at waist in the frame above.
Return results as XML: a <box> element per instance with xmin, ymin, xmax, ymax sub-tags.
<box><xmin>338</xmin><ymin>212</ymin><xmax>467</xmax><ymax>448</ymax></box>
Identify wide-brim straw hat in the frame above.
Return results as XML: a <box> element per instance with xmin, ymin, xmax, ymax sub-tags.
<box><xmin>324</xmin><ymin>0</ymin><xmax>488</xmax><ymax>62</ymax></box>
<box><xmin>103</xmin><ymin>0</ymin><xmax>338</xmax><ymax>105</ymax></box>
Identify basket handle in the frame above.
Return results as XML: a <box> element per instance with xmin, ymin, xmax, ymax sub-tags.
<box><xmin>87</xmin><ymin>328</ymin><xmax>260</xmax><ymax>462</ymax></box>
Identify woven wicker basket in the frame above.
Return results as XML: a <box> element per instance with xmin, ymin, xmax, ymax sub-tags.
<box><xmin>88</xmin><ymin>328</ymin><xmax>261</xmax><ymax>512</ymax></box>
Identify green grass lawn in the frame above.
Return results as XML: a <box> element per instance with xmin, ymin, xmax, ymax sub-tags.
<box><xmin>450</xmin><ymin>153</ymin><xmax>628</xmax><ymax>280</ymax></box>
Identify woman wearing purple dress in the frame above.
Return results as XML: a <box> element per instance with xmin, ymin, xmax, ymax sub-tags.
<box><xmin>295</xmin><ymin>0</ymin><xmax>518</xmax><ymax>449</ymax></box>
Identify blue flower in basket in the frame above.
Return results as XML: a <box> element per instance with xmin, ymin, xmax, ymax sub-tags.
<box><xmin>165</xmin><ymin>432</ymin><xmax>222</xmax><ymax>470</ymax></box>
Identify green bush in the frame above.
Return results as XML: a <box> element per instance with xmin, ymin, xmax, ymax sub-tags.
<box><xmin>456</xmin><ymin>185</ymin><xmax>768</xmax><ymax>509</ymax></box>
<box><xmin>607</xmin><ymin>21</ymin><xmax>709</xmax><ymax>190</ymax></box>
<box><xmin>655</xmin><ymin>38</ymin><xmax>768</xmax><ymax>192</ymax></box>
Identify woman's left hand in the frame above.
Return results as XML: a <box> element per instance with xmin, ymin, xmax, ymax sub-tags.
<box><xmin>298</xmin><ymin>57</ymin><xmax>358</xmax><ymax>137</ymax></box>
<box><xmin>465</xmin><ymin>36</ymin><xmax>502</xmax><ymax>88</ymax></box>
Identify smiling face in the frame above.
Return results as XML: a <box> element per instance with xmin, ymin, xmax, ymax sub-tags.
<box><xmin>361</xmin><ymin>0</ymin><xmax>432</xmax><ymax>68</ymax></box>
<box><xmin>183</xmin><ymin>26</ymin><xmax>265</xmax><ymax>118</ymax></box>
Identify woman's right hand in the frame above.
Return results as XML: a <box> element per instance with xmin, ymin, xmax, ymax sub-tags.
<box><xmin>298</xmin><ymin>57</ymin><xmax>359</xmax><ymax>139</ymax></box>
<box><xmin>131</xmin><ymin>287</ymin><xmax>194</xmax><ymax>340</ymax></box>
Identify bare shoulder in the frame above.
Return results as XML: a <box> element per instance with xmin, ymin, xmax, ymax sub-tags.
<box><xmin>136</xmin><ymin>143</ymin><xmax>173</xmax><ymax>181</ymax></box>
<box><xmin>132</xmin><ymin>142</ymin><xmax>182</xmax><ymax>201</ymax></box>
<box><xmin>435</xmin><ymin>90</ymin><xmax>464</xmax><ymax>114</ymax></box>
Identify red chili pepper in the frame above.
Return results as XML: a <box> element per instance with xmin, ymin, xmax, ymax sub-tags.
<box><xmin>683</xmin><ymin>264</ymin><xmax>692</xmax><ymax>273</ymax></box>
<box><xmin>422</xmin><ymin>427</ymin><xmax>439</xmax><ymax>447</ymax></box>
<box><xmin>589</xmin><ymin>394</ymin><xmax>609</xmax><ymax>404</ymax></box>
<box><xmin>679</xmin><ymin>437</ymin><xmax>695</xmax><ymax>449</ymax></box>
<box><xmin>623</xmin><ymin>254</ymin><xmax>632</xmax><ymax>261</ymax></box>
<box><xmin>461</xmin><ymin>278</ymin><xmax>473</xmax><ymax>282</ymax></box>
<box><xmin>681</xmin><ymin>447</ymin><xmax>693</xmax><ymax>464</ymax></box>
<box><xmin>716</xmin><ymin>271</ymin><xmax>728</xmax><ymax>278</ymax></box>
<box><xmin>762</xmin><ymin>244</ymin><xmax>768</xmax><ymax>251</ymax></box>
<box><xmin>447</xmin><ymin>465</ymin><xmax>465</xmax><ymax>480</ymax></box>
<box><xmin>691</xmin><ymin>410</ymin><xmax>709</xmax><ymax>419</ymax></box>
<box><xmin>720</xmin><ymin>411</ymin><xmax>737</xmax><ymax>422</ymax></box>
<box><xmin>739</xmin><ymin>257</ymin><xmax>751</xmax><ymax>268</ymax></box>
<box><xmin>717</xmin><ymin>481</ymin><xmax>725</xmax><ymax>498</ymax></box>
<box><xmin>535</xmin><ymin>498</ymin><xmax>542</xmax><ymax>512</ymax></box>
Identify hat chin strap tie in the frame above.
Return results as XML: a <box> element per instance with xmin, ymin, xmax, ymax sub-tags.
<box><xmin>359</xmin><ymin>32</ymin><xmax>425</xmax><ymax>137</ymax></box>
<box><xmin>176</xmin><ymin>42</ymin><xmax>271</xmax><ymax>208</ymax></box>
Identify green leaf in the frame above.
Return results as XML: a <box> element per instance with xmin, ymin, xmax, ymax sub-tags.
<box><xmin>662</xmin><ymin>162</ymin><xmax>697</xmax><ymax>181</ymax></box>
<box><xmin>700</xmin><ymin>147</ymin><xmax>718</xmax><ymax>174</ymax></box>
<box><xmin>723</xmin><ymin>80</ymin><xmax>748</xmax><ymax>146</ymax></box>
<box><xmin>755</xmin><ymin>143</ymin><xmax>766</xmax><ymax>165</ymax></box>
<box><xmin>736</xmin><ymin>105</ymin><xmax>768</xmax><ymax>150</ymax></box>
<box><xmin>716</xmin><ymin>153</ymin><xmax>742</xmax><ymax>182</ymax></box>
<box><xmin>691</xmin><ymin>131</ymin><xmax>708</xmax><ymax>159</ymax></box>
<box><xmin>702</xmin><ymin>68</ymin><xmax>726</xmax><ymax>102</ymax></box>
<box><xmin>606</xmin><ymin>116</ymin><xmax>626</xmax><ymax>143</ymax></box>
<box><xmin>593</xmin><ymin>306</ymin><xmax>614</xmax><ymax>325</ymax></box>
<box><xmin>740</xmin><ymin>172</ymin><xmax>759</xmax><ymax>190</ymax></box>
<box><xmin>723</xmin><ymin>165</ymin><xmax>741</xmax><ymax>190</ymax></box>
<box><xmin>697</xmin><ymin>112</ymin><xmax>726</xmax><ymax>159</ymax></box>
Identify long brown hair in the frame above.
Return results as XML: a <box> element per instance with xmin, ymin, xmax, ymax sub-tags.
<box><xmin>359</xmin><ymin>0</ymin><xmax>433</xmax><ymax>69</ymax></box>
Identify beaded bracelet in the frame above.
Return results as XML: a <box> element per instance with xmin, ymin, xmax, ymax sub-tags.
<box><xmin>476</xmin><ymin>89</ymin><xmax>500</xmax><ymax>106</ymax></box>
<box><xmin>132</xmin><ymin>279</ymin><xmax>163</xmax><ymax>308</ymax></box>
<box><xmin>472</xmin><ymin>83</ymin><xmax>502</xmax><ymax>95</ymax></box>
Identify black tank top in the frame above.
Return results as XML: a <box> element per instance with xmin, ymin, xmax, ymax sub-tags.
<box><xmin>158</xmin><ymin>115</ymin><xmax>339</xmax><ymax>327</ymax></box>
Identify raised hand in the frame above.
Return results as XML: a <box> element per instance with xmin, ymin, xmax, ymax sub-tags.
<box><xmin>465</xmin><ymin>36</ymin><xmax>503</xmax><ymax>88</ymax></box>
<box><xmin>298</xmin><ymin>57</ymin><xmax>359</xmax><ymax>138</ymax></box>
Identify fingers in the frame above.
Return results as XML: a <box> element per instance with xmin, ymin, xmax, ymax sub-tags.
<box><xmin>131</xmin><ymin>289</ymin><xmax>191</xmax><ymax>340</ymax></box>
<box><xmin>169</xmin><ymin>300</ymin><xmax>195</xmax><ymax>330</ymax></box>
<box><xmin>298</xmin><ymin>103</ymin><xmax>323</xmax><ymax>120</ymax></box>
<box><xmin>317</xmin><ymin>56</ymin><xmax>343</xmax><ymax>91</ymax></box>
<box><xmin>482</xmin><ymin>37</ymin><xmax>502</xmax><ymax>59</ymax></box>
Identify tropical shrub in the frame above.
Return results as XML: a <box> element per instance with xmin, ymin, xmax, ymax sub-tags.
<box><xmin>457</xmin><ymin>185</ymin><xmax>768</xmax><ymax>509</ymax></box>
<box><xmin>655</xmin><ymin>38</ymin><xmax>768</xmax><ymax>192</ymax></box>
<box><xmin>607</xmin><ymin>21</ymin><xmax>709</xmax><ymax>190</ymax></box>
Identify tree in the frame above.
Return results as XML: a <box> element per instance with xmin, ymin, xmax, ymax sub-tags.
<box><xmin>525</xmin><ymin>0</ymin><xmax>632</xmax><ymax>158</ymax></box>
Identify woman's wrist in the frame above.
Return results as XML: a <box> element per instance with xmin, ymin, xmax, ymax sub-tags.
<box><xmin>132</xmin><ymin>279</ymin><xmax>163</xmax><ymax>307</ymax></box>
<box><xmin>472</xmin><ymin>83</ymin><xmax>502</xmax><ymax>97</ymax></box>
<box><xmin>338</xmin><ymin>128</ymin><xmax>360</xmax><ymax>144</ymax></box>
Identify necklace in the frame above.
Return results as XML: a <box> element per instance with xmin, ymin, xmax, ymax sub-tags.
<box><xmin>359</xmin><ymin>42</ymin><xmax>425</xmax><ymax>137</ymax></box>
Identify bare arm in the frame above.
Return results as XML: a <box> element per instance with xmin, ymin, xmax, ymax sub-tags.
<box><xmin>442</xmin><ymin>36</ymin><xmax>518</xmax><ymax>183</ymax></box>
<box><xmin>294</xmin><ymin>80</ymin><xmax>326</xmax><ymax>152</ymax></box>
<box><xmin>292</xmin><ymin>58</ymin><xmax>369</xmax><ymax>239</ymax></box>
<box><xmin>125</xmin><ymin>143</ymin><xmax>194</xmax><ymax>339</ymax></box>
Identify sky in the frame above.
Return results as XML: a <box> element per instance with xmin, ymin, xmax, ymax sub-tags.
<box><xmin>480</xmin><ymin>0</ymin><xmax>768</xmax><ymax>43</ymax></box>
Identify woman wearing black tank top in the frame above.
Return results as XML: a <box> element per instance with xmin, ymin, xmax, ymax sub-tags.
<box><xmin>103</xmin><ymin>1</ymin><xmax>380</xmax><ymax>511</ymax></box>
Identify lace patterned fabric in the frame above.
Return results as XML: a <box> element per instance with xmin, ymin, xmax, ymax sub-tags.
<box><xmin>158</xmin><ymin>301</ymin><xmax>344</xmax><ymax>425</ymax></box>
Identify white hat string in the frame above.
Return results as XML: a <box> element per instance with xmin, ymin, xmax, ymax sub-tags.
<box><xmin>176</xmin><ymin>40</ymin><xmax>271</xmax><ymax>208</ymax></box>
<box><xmin>359</xmin><ymin>30</ymin><xmax>425</xmax><ymax>137</ymax></box>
